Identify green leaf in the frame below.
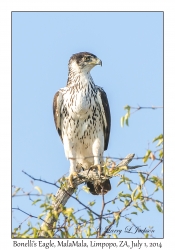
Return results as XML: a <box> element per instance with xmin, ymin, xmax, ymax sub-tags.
<box><xmin>63</xmin><ymin>208</ymin><xmax>74</xmax><ymax>217</ymax></box>
<box><xmin>88</xmin><ymin>201</ymin><xmax>95</xmax><ymax>206</ymax></box>
<box><xmin>135</xmin><ymin>206</ymin><xmax>143</xmax><ymax>213</ymax></box>
<box><xmin>131</xmin><ymin>188</ymin><xmax>137</xmax><ymax>200</ymax></box>
<box><xmin>86</xmin><ymin>226</ymin><xmax>91</xmax><ymax>237</ymax></box>
<box><xmin>134</xmin><ymin>191</ymin><xmax>142</xmax><ymax>200</ymax></box>
<box><xmin>32</xmin><ymin>199</ymin><xmax>41</xmax><ymax>205</ymax></box>
<box><xmin>13</xmin><ymin>227</ymin><xmax>19</xmax><ymax>233</ymax></box>
<box><xmin>121</xmin><ymin>105</ymin><xmax>131</xmax><ymax>127</ymax></box>
<box><xmin>52</xmin><ymin>210</ymin><xmax>59</xmax><ymax>220</ymax></box>
<box><xmin>124</xmin><ymin>199</ymin><xmax>130</xmax><ymax>206</ymax></box>
<box><xmin>38</xmin><ymin>213</ymin><xmax>46</xmax><ymax>219</ymax></box>
<box><xmin>124</xmin><ymin>113</ymin><xmax>130</xmax><ymax>124</ymax></box>
<box><xmin>112</xmin><ymin>234</ymin><xmax>118</xmax><ymax>238</ymax></box>
<box><xmin>82</xmin><ymin>185</ymin><xmax>90</xmax><ymax>193</ymax></box>
<box><xmin>27</xmin><ymin>220</ymin><xmax>32</xmax><ymax>227</ymax></box>
<box><xmin>51</xmin><ymin>195</ymin><xmax>56</xmax><ymax>203</ymax></box>
<box><xmin>152</xmin><ymin>134</ymin><xmax>163</xmax><ymax>147</ymax></box>
<box><xmin>87</xmin><ymin>211</ymin><xmax>94</xmax><ymax>223</ymax></box>
<box><xmin>90</xmin><ymin>231</ymin><xmax>98</xmax><ymax>236</ymax></box>
<box><xmin>127</xmin><ymin>183</ymin><xmax>132</xmax><ymax>191</ymax></box>
<box><xmin>71</xmin><ymin>214</ymin><xmax>78</xmax><ymax>224</ymax></box>
<box><xmin>79</xmin><ymin>218</ymin><xmax>86</xmax><ymax>223</ymax></box>
<box><xmin>53</xmin><ymin>222</ymin><xmax>56</xmax><ymax>229</ymax></box>
<box><xmin>125</xmin><ymin>217</ymin><xmax>131</xmax><ymax>222</ymax></box>
<box><xmin>142</xmin><ymin>202</ymin><xmax>149</xmax><ymax>211</ymax></box>
<box><xmin>154</xmin><ymin>186</ymin><xmax>159</xmax><ymax>192</ymax></box>
<box><xmin>107</xmin><ymin>219</ymin><xmax>111</xmax><ymax>224</ymax></box>
<box><xmin>21</xmin><ymin>228</ymin><xmax>31</xmax><ymax>236</ymax></box>
<box><xmin>131</xmin><ymin>212</ymin><xmax>137</xmax><ymax>215</ymax></box>
<box><xmin>118</xmin><ymin>191</ymin><xmax>123</xmax><ymax>197</ymax></box>
<box><xmin>61</xmin><ymin>230</ymin><xmax>65</xmax><ymax>238</ymax></box>
<box><xmin>12</xmin><ymin>187</ymin><xmax>21</xmax><ymax>196</ymax></box>
<box><xmin>121</xmin><ymin>116</ymin><xmax>125</xmax><ymax>127</ymax></box>
<box><xmin>133</xmin><ymin>203</ymin><xmax>143</xmax><ymax>213</ymax></box>
<box><xmin>47</xmin><ymin>212</ymin><xmax>53</xmax><ymax>219</ymax></box>
<box><xmin>156</xmin><ymin>138</ymin><xmax>163</xmax><ymax>147</ymax></box>
<box><xmin>120</xmin><ymin>193</ymin><xmax>131</xmax><ymax>198</ymax></box>
<box><xmin>47</xmin><ymin>230</ymin><xmax>53</xmax><ymax>238</ymax></box>
<box><xmin>32</xmin><ymin>227</ymin><xmax>38</xmax><ymax>238</ymax></box>
<box><xmin>34</xmin><ymin>186</ymin><xmax>42</xmax><ymax>194</ymax></box>
<box><xmin>40</xmin><ymin>203</ymin><xmax>47</xmax><ymax>208</ymax></box>
<box><xmin>153</xmin><ymin>134</ymin><xmax>163</xmax><ymax>142</ymax></box>
<box><xmin>138</xmin><ymin>173</ymin><xmax>145</xmax><ymax>185</ymax></box>
<box><xmin>125</xmin><ymin>117</ymin><xmax>129</xmax><ymax>126</ymax></box>
<box><xmin>156</xmin><ymin>203</ymin><xmax>163</xmax><ymax>213</ymax></box>
<box><xmin>117</xmin><ymin>180</ymin><xmax>124</xmax><ymax>187</ymax></box>
<box><xmin>114</xmin><ymin>212</ymin><xmax>120</xmax><ymax>225</ymax></box>
<box><xmin>119</xmin><ymin>166</ymin><xmax>128</xmax><ymax>171</ymax></box>
<box><xmin>150</xmin><ymin>176</ymin><xmax>163</xmax><ymax>190</ymax></box>
<box><xmin>124</xmin><ymin>105</ymin><xmax>131</xmax><ymax>111</ymax></box>
<box><xmin>112</xmin><ymin>166</ymin><xmax>127</xmax><ymax>176</ymax></box>
<box><xmin>159</xmin><ymin>150</ymin><xmax>163</xmax><ymax>158</ymax></box>
<box><xmin>137</xmin><ymin>185</ymin><xmax>141</xmax><ymax>192</ymax></box>
<box><xmin>123</xmin><ymin>176</ymin><xmax>131</xmax><ymax>182</ymax></box>
<box><xmin>143</xmin><ymin>150</ymin><xmax>151</xmax><ymax>163</ymax></box>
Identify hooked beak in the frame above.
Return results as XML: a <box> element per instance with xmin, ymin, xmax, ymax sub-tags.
<box><xmin>96</xmin><ymin>58</ymin><xmax>102</xmax><ymax>66</ymax></box>
<box><xmin>90</xmin><ymin>57</ymin><xmax>102</xmax><ymax>67</ymax></box>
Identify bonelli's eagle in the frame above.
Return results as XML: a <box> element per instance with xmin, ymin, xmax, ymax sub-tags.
<box><xmin>53</xmin><ymin>52</ymin><xmax>111</xmax><ymax>195</ymax></box>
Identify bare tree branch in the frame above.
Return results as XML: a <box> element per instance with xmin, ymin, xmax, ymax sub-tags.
<box><xmin>98</xmin><ymin>188</ymin><xmax>105</xmax><ymax>237</ymax></box>
<box><xmin>22</xmin><ymin>170</ymin><xmax>60</xmax><ymax>188</ymax></box>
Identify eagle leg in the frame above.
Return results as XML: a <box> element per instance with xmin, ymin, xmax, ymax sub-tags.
<box><xmin>66</xmin><ymin>172</ymin><xmax>78</xmax><ymax>188</ymax></box>
<box><xmin>88</xmin><ymin>164</ymin><xmax>101</xmax><ymax>178</ymax></box>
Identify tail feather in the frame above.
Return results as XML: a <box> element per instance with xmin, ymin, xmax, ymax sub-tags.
<box><xmin>86</xmin><ymin>179</ymin><xmax>111</xmax><ymax>195</ymax></box>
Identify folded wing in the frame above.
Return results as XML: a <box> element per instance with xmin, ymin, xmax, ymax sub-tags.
<box><xmin>97</xmin><ymin>87</ymin><xmax>111</xmax><ymax>150</ymax></box>
<box><xmin>53</xmin><ymin>90</ymin><xmax>63</xmax><ymax>142</ymax></box>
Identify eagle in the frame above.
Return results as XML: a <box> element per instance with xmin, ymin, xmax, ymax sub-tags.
<box><xmin>53</xmin><ymin>52</ymin><xmax>111</xmax><ymax>195</ymax></box>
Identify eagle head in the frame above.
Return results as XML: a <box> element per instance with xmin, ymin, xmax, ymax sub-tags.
<box><xmin>68</xmin><ymin>52</ymin><xmax>102</xmax><ymax>73</ymax></box>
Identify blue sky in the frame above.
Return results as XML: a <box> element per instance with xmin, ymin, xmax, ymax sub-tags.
<box><xmin>12</xmin><ymin>12</ymin><xmax>163</xmax><ymax>238</ymax></box>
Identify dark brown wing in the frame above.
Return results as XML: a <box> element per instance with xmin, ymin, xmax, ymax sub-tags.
<box><xmin>97</xmin><ymin>87</ymin><xmax>111</xmax><ymax>150</ymax></box>
<box><xmin>53</xmin><ymin>90</ymin><xmax>63</xmax><ymax>142</ymax></box>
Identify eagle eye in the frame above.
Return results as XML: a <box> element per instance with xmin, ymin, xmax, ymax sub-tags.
<box><xmin>85</xmin><ymin>56</ymin><xmax>91</xmax><ymax>61</ymax></box>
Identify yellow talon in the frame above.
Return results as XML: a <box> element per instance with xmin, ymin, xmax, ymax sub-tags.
<box><xmin>88</xmin><ymin>164</ymin><xmax>101</xmax><ymax>177</ymax></box>
<box><xmin>66</xmin><ymin>172</ymin><xmax>78</xmax><ymax>188</ymax></box>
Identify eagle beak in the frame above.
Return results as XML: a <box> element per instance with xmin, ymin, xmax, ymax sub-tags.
<box><xmin>96</xmin><ymin>58</ymin><xmax>102</xmax><ymax>66</ymax></box>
